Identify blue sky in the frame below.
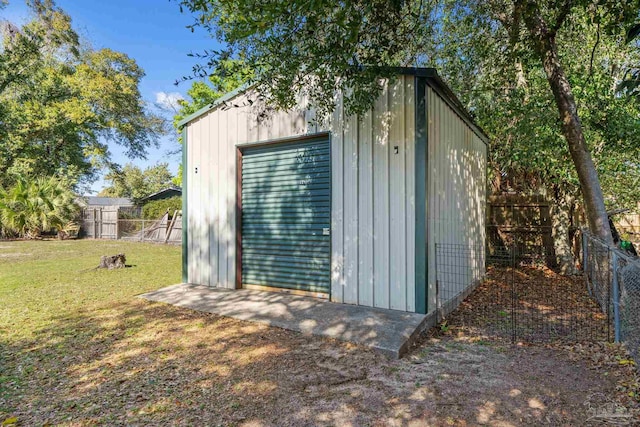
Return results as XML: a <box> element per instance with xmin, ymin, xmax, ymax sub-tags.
<box><xmin>2</xmin><ymin>0</ymin><xmax>222</xmax><ymax>194</ymax></box>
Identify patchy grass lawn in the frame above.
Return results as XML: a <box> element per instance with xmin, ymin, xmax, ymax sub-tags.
<box><xmin>1</xmin><ymin>240</ymin><xmax>638</xmax><ymax>426</ymax></box>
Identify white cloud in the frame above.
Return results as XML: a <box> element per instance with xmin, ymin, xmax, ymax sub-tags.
<box><xmin>155</xmin><ymin>91</ymin><xmax>184</xmax><ymax>111</ymax></box>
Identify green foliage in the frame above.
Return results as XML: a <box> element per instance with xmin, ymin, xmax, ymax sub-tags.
<box><xmin>172</xmin><ymin>164</ymin><xmax>183</xmax><ymax>188</ymax></box>
<box><xmin>440</xmin><ymin>320</ymin><xmax>450</xmax><ymax>332</ymax></box>
<box><xmin>173</xmin><ymin>58</ymin><xmax>252</xmax><ymax>130</ymax></box>
<box><xmin>177</xmin><ymin>0</ymin><xmax>432</xmax><ymax>117</ymax></box>
<box><xmin>0</xmin><ymin>175</ymin><xmax>79</xmax><ymax>238</ymax></box>
<box><xmin>429</xmin><ymin>2</ymin><xmax>640</xmax><ymax>208</ymax></box>
<box><xmin>178</xmin><ymin>0</ymin><xmax>639</xmax><ymax>210</ymax></box>
<box><xmin>0</xmin><ymin>0</ymin><xmax>166</xmax><ymax>188</ymax></box>
<box><xmin>99</xmin><ymin>163</ymin><xmax>175</xmax><ymax>203</ymax></box>
<box><xmin>142</xmin><ymin>196</ymin><xmax>182</xmax><ymax>220</ymax></box>
<box><xmin>618</xmin><ymin>22</ymin><xmax>640</xmax><ymax>97</ymax></box>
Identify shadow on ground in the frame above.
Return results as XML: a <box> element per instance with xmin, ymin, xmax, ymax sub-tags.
<box><xmin>0</xmin><ymin>298</ymin><xmax>625</xmax><ymax>426</ymax></box>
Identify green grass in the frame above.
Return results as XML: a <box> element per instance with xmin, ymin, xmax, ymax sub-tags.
<box><xmin>0</xmin><ymin>240</ymin><xmax>634</xmax><ymax>425</ymax></box>
<box><xmin>0</xmin><ymin>240</ymin><xmax>180</xmax><ymax>421</ymax></box>
<box><xmin>0</xmin><ymin>239</ymin><xmax>180</xmax><ymax>342</ymax></box>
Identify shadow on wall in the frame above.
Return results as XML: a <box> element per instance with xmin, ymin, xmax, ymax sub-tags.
<box><xmin>188</xmin><ymin>95</ymin><xmax>317</xmax><ymax>291</ymax></box>
<box><xmin>431</xmin><ymin>108</ymin><xmax>487</xmax><ymax>308</ymax></box>
<box><xmin>238</xmin><ymin>136</ymin><xmax>331</xmax><ymax>294</ymax></box>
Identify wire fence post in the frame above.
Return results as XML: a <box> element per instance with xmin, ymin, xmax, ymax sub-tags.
<box><xmin>612</xmin><ymin>251</ymin><xmax>621</xmax><ymax>343</ymax></box>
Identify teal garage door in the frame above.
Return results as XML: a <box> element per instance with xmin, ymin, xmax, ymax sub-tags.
<box><xmin>241</xmin><ymin>136</ymin><xmax>331</xmax><ymax>294</ymax></box>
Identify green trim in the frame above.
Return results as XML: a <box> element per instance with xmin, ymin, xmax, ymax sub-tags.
<box><xmin>414</xmin><ymin>77</ymin><xmax>428</xmax><ymax>314</ymax></box>
<box><xmin>176</xmin><ymin>83</ymin><xmax>253</xmax><ymax>128</ymax></box>
<box><xmin>181</xmin><ymin>127</ymin><xmax>188</xmax><ymax>283</ymax></box>
<box><xmin>378</xmin><ymin>68</ymin><xmax>489</xmax><ymax>145</ymax></box>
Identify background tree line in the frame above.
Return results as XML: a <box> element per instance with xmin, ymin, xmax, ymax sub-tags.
<box><xmin>0</xmin><ymin>0</ymin><xmax>166</xmax><ymax>237</ymax></box>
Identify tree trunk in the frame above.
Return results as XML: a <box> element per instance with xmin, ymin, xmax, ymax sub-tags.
<box><xmin>521</xmin><ymin>4</ymin><xmax>613</xmax><ymax>244</ymax></box>
<box><xmin>550</xmin><ymin>186</ymin><xmax>578</xmax><ymax>274</ymax></box>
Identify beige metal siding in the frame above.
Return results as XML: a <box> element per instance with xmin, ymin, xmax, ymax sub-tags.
<box><xmin>187</xmin><ymin>119</ymin><xmax>207</xmax><ymax>285</ymax></box>
<box><xmin>186</xmin><ymin>76</ymin><xmax>417</xmax><ymax>311</ymax></box>
<box><xmin>330</xmin><ymin>92</ymin><xmax>345</xmax><ymax>302</ymax></box>
<box><xmin>426</xmin><ymin>86</ymin><xmax>487</xmax><ymax>312</ymax></box>
<box><xmin>328</xmin><ymin>76</ymin><xmax>416</xmax><ymax>311</ymax></box>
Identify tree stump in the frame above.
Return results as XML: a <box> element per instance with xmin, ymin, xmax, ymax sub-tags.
<box><xmin>98</xmin><ymin>254</ymin><xmax>126</xmax><ymax>269</ymax></box>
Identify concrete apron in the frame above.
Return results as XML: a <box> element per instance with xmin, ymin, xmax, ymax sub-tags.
<box><xmin>139</xmin><ymin>284</ymin><xmax>431</xmax><ymax>359</ymax></box>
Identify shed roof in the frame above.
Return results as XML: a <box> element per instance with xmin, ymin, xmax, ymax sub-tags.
<box><xmin>177</xmin><ymin>67</ymin><xmax>489</xmax><ymax>144</ymax></box>
<box><xmin>83</xmin><ymin>196</ymin><xmax>135</xmax><ymax>207</ymax></box>
<box><xmin>139</xmin><ymin>187</ymin><xmax>182</xmax><ymax>202</ymax></box>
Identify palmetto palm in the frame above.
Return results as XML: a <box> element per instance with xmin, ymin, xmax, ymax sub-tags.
<box><xmin>0</xmin><ymin>176</ymin><xmax>78</xmax><ymax>238</ymax></box>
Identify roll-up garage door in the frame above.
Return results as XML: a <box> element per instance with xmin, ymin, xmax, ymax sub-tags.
<box><xmin>241</xmin><ymin>136</ymin><xmax>331</xmax><ymax>294</ymax></box>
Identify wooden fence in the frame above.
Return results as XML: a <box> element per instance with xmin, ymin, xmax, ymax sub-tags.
<box><xmin>80</xmin><ymin>208</ymin><xmax>181</xmax><ymax>243</ymax></box>
<box><xmin>617</xmin><ymin>213</ymin><xmax>640</xmax><ymax>244</ymax></box>
<box><xmin>81</xmin><ymin>207</ymin><xmax>118</xmax><ymax>239</ymax></box>
<box><xmin>118</xmin><ymin>211</ymin><xmax>182</xmax><ymax>243</ymax></box>
<box><xmin>487</xmin><ymin>195</ymin><xmax>557</xmax><ymax>266</ymax></box>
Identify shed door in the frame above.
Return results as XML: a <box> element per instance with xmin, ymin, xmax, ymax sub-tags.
<box><xmin>241</xmin><ymin>136</ymin><xmax>331</xmax><ymax>295</ymax></box>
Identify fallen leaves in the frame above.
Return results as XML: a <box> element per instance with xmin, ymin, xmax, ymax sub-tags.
<box><xmin>437</xmin><ymin>265</ymin><xmax>640</xmax><ymax>422</ymax></box>
<box><xmin>1</xmin><ymin>417</ymin><xmax>17</xmax><ymax>426</ymax></box>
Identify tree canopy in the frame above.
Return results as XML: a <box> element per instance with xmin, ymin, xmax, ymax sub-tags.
<box><xmin>178</xmin><ymin>0</ymin><xmax>640</xmax><ymax>243</ymax></box>
<box><xmin>98</xmin><ymin>163</ymin><xmax>175</xmax><ymax>202</ymax></box>
<box><xmin>178</xmin><ymin>0</ymin><xmax>431</xmax><ymax>117</ymax></box>
<box><xmin>0</xmin><ymin>0</ymin><xmax>166</xmax><ymax>188</ymax></box>
<box><xmin>428</xmin><ymin>2</ymin><xmax>640</xmax><ymax>208</ymax></box>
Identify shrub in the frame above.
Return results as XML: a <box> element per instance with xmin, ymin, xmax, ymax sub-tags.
<box><xmin>142</xmin><ymin>196</ymin><xmax>182</xmax><ymax>220</ymax></box>
<box><xmin>0</xmin><ymin>176</ymin><xmax>79</xmax><ymax>238</ymax></box>
<box><xmin>118</xmin><ymin>206</ymin><xmax>143</xmax><ymax>219</ymax></box>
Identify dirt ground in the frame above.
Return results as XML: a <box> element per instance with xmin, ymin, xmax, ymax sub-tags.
<box><xmin>2</xmin><ymin>241</ymin><xmax>639</xmax><ymax>426</ymax></box>
<box><xmin>2</xmin><ymin>298</ymin><xmax>639</xmax><ymax>426</ymax></box>
<box><xmin>444</xmin><ymin>265</ymin><xmax>613</xmax><ymax>343</ymax></box>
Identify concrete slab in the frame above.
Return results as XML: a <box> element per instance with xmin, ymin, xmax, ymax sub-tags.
<box><xmin>138</xmin><ymin>284</ymin><xmax>430</xmax><ymax>358</ymax></box>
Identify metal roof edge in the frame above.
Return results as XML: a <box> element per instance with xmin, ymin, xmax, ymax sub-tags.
<box><xmin>421</xmin><ymin>72</ymin><xmax>490</xmax><ymax>145</ymax></box>
<box><xmin>177</xmin><ymin>68</ymin><xmax>490</xmax><ymax>145</ymax></box>
<box><xmin>390</xmin><ymin>66</ymin><xmax>439</xmax><ymax>78</ymax></box>
<box><xmin>139</xmin><ymin>187</ymin><xmax>182</xmax><ymax>202</ymax></box>
<box><xmin>176</xmin><ymin>83</ymin><xmax>254</xmax><ymax>128</ymax></box>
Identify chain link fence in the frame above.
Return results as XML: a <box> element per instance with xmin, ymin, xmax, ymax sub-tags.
<box><xmin>583</xmin><ymin>230</ymin><xmax>640</xmax><ymax>365</ymax></box>
<box><xmin>80</xmin><ymin>214</ymin><xmax>182</xmax><ymax>244</ymax></box>
<box><xmin>117</xmin><ymin>218</ymin><xmax>182</xmax><ymax>243</ymax></box>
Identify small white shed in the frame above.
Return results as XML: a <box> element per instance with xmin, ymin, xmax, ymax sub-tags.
<box><xmin>179</xmin><ymin>68</ymin><xmax>488</xmax><ymax>314</ymax></box>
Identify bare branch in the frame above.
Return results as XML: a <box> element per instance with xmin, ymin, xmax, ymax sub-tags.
<box><xmin>588</xmin><ymin>21</ymin><xmax>600</xmax><ymax>80</ymax></box>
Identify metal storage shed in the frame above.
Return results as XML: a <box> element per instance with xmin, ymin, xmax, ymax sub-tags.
<box><xmin>179</xmin><ymin>68</ymin><xmax>488</xmax><ymax>315</ymax></box>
